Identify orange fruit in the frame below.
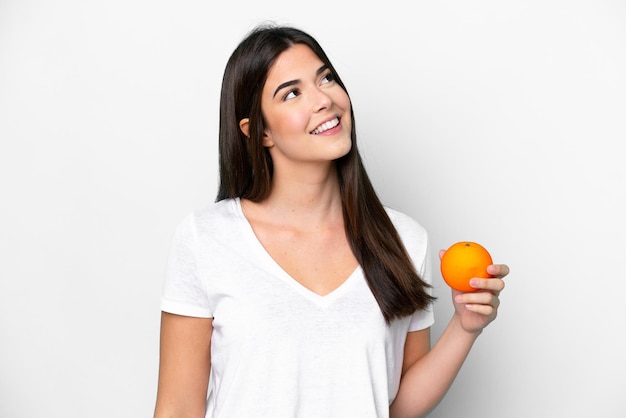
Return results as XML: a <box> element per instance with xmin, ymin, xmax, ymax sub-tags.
<box><xmin>440</xmin><ymin>241</ymin><xmax>493</xmax><ymax>292</ymax></box>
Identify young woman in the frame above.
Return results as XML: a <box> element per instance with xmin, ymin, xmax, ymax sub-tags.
<box><xmin>154</xmin><ymin>24</ymin><xmax>509</xmax><ymax>418</ymax></box>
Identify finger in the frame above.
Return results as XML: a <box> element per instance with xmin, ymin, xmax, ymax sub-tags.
<box><xmin>456</xmin><ymin>292</ymin><xmax>500</xmax><ymax>309</ymax></box>
<box><xmin>470</xmin><ymin>278</ymin><xmax>505</xmax><ymax>293</ymax></box>
<box><xmin>487</xmin><ymin>264</ymin><xmax>510</xmax><ymax>278</ymax></box>
<box><xmin>439</xmin><ymin>249</ymin><xmax>446</xmax><ymax>260</ymax></box>
<box><xmin>463</xmin><ymin>303</ymin><xmax>497</xmax><ymax>316</ymax></box>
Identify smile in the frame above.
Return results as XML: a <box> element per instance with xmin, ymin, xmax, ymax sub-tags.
<box><xmin>310</xmin><ymin>117</ymin><xmax>339</xmax><ymax>135</ymax></box>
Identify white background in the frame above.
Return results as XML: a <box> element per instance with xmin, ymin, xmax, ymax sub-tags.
<box><xmin>1</xmin><ymin>1</ymin><xmax>625</xmax><ymax>417</ymax></box>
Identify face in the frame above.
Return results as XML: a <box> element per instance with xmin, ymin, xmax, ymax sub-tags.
<box><xmin>253</xmin><ymin>44</ymin><xmax>352</xmax><ymax>170</ymax></box>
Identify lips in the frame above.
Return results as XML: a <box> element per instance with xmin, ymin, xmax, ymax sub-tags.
<box><xmin>310</xmin><ymin>117</ymin><xmax>339</xmax><ymax>135</ymax></box>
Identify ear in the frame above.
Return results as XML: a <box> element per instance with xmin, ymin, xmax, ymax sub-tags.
<box><xmin>261</xmin><ymin>131</ymin><xmax>274</xmax><ymax>148</ymax></box>
<box><xmin>240</xmin><ymin>117</ymin><xmax>274</xmax><ymax>147</ymax></box>
<box><xmin>239</xmin><ymin>118</ymin><xmax>250</xmax><ymax>138</ymax></box>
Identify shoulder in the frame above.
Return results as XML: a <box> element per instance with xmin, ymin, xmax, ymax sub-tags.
<box><xmin>174</xmin><ymin>198</ymin><xmax>240</xmax><ymax>239</ymax></box>
<box><xmin>384</xmin><ymin>206</ymin><xmax>430</xmax><ymax>267</ymax></box>
<box><xmin>384</xmin><ymin>206</ymin><xmax>428</xmax><ymax>242</ymax></box>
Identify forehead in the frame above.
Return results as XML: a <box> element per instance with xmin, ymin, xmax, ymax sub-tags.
<box><xmin>265</xmin><ymin>44</ymin><xmax>324</xmax><ymax>85</ymax></box>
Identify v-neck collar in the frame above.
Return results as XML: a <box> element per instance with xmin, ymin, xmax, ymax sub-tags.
<box><xmin>231</xmin><ymin>198</ymin><xmax>362</xmax><ymax>306</ymax></box>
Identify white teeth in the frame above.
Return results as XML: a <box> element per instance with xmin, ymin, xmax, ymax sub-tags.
<box><xmin>311</xmin><ymin>117</ymin><xmax>339</xmax><ymax>135</ymax></box>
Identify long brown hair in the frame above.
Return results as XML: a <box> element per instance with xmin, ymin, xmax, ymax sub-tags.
<box><xmin>217</xmin><ymin>24</ymin><xmax>435</xmax><ymax>323</ymax></box>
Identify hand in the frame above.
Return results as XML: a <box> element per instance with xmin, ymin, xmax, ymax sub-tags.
<box><xmin>439</xmin><ymin>250</ymin><xmax>509</xmax><ymax>334</ymax></box>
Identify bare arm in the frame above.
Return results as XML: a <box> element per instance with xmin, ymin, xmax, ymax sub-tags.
<box><xmin>390</xmin><ymin>315</ymin><xmax>480</xmax><ymax>418</ymax></box>
<box><xmin>154</xmin><ymin>312</ymin><xmax>213</xmax><ymax>418</ymax></box>
<box><xmin>390</xmin><ymin>262</ymin><xmax>509</xmax><ymax>418</ymax></box>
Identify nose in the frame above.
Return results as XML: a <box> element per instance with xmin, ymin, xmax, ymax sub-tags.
<box><xmin>313</xmin><ymin>87</ymin><xmax>332</xmax><ymax>112</ymax></box>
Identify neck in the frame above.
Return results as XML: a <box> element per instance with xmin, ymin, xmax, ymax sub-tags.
<box><xmin>251</xmin><ymin>163</ymin><xmax>344</xmax><ymax>228</ymax></box>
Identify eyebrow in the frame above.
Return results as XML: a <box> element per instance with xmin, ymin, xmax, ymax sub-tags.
<box><xmin>272</xmin><ymin>64</ymin><xmax>329</xmax><ymax>98</ymax></box>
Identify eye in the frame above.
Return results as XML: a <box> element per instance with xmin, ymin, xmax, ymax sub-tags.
<box><xmin>320</xmin><ymin>71</ymin><xmax>335</xmax><ymax>85</ymax></box>
<box><xmin>282</xmin><ymin>89</ymin><xmax>300</xmax><ymax>101</ymax></box>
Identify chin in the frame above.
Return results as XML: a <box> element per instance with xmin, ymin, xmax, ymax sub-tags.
<box><xmin>333</xmin><ymin>141</ymin><xmax>353</xmax><ymax>160</ymax></box>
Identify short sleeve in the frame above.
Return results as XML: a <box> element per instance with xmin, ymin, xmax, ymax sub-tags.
<box><xmin>385</xmin><ymin>207</ymin><xmax>436</xmax><ymax>332</ymax></box>
<box><xmin>408</xmin><ymin>243</ymin><xmax>435</xmax><ymax>331</ymax></box>
<box><xmin>160</xmin><ymin>214</ymin><xmax>213</xmax><ymax>318</ymax></box>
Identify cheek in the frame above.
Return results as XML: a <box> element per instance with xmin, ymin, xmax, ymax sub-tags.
<box><xmin>340</xmin><ymin>98</ymin><xmax>352</xmax><ymax>131</ymax></box>
<box><xmin>269</xmin><ymin>110</ymin><xmax>309</xmax><ymax>136</ymax></box>
<box><xmin>337</xmin><ymin>91</ymin><xmax>351</xmax><ymax>110</ymax></box>
<box><xmin>336</xmin><ymin>92</ymin><xmax>352</xmax><ymax>119</ymax></box>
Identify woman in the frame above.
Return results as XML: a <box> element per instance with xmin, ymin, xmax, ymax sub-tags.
<box><xmin>154</xmin><ymin>24</ymin><xmax>509</xmax><ymax>418</ymax></box>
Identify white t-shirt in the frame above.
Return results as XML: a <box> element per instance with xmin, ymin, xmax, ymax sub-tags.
<box><xmin>161</xmin><ymin>198</ymin><xmax>434</xmax><ymax>418</ymax></box>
